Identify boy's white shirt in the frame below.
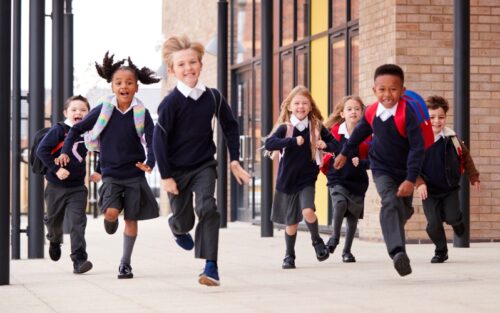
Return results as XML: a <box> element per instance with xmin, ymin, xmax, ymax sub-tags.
<box><xmin>177</xmin><ymin>80</ymin><xmax>207</xmax><ymax>101</ymax></box>
<box><xmin>376</xmin><ymin>102</ymin><xmax>398</xmax><ymax>122</ymax></box>
<box><xmin>290</xmin><ymin>114</ymin><xmax>308</xmax><ymax>131</ymax></box>
<box><xmin>435</xmin><ymin>127</ymin><xmax>457</xmax><ymax>142</ymax></box>
<box><xmin>112</xmin><ymin>96</ymin><xmax>139</xmax><ymax>114</ymax></box>
<box><xmin>338</xmin><ymin>122</ymin><xmax>349</xmax><ymax>139</ymax></box>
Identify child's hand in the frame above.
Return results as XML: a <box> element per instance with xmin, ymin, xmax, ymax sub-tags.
<box><xmin>56</xmin><ymin>168</ymin><xmax>70</xmax><ymax>180</ymax></box>
<box><xmin>397</xmin><ymin>180</ymin><xmax>415</xmax><ymax>197</ymax></box>
<box><xmin>230</xmin><ymin>160</ymin><xmax>251</xmax><ymax>185</ymax></box>
<box><xmin>333</xmin><ymin>154</ymin><xmax>346</xmax><ymax>169</ymax></box>
<box><xmin>417</xmin><ymin>184</ymin><xmax>428</xmax><ymax>200</ymax></box>
<box><xmin>296</xmin><ymin>136</ymin><xmax>304</xmax><ymax>146</ymax></box>
<box><xmin>472</xmin><ymin>181</ymin><xmax>481</xmax><ymax>192</ymax></box>
<box><xmin>162</xmin><ymin>178</ymin><xmax>179</xmax><ymax>195</ymax></box>
<box><xmin>55</xmin><ymin>153</ymin><xmax>70</xmax><ymax>167</ymax></box>
<box><xmin>351</xmin><ymin>157</ymin><xmax>359</xmax><ymax>167</ymax></box>
<box><xmin>90</xmin><ymin>172</ymin><xmax>102</xmax><ymax>183</ymax></box>
<box><xmin>136</xmin><ymin>162</ymin><xmax>152</xmax><ymax>173</ymax></box>
<box><xmin>316</xmin><ymin>140</ymin><xmax>326</xmax><ymax>150</ymax></box>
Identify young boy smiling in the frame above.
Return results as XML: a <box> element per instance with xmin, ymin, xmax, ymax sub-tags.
<box><xmin>416</xmin><ymin>95</ymin><xmax>480</xmax><ymax>263</ymax></box>
<box><xmin>334</xmin><ymin>64</ymin><xmax>425</xmax><ymax>277</ymax></box>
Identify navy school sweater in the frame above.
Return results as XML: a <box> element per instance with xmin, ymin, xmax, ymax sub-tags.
<box><xmin>341</xmin><ymin>104</ymin><xmax>425</xmax><ymax>183</ymax></box>
<box><xmin>153</xmin><ymin>87</ymin><xmax>240</xmax><ymax>179</ymax></box>
<box><xmin>265</xmin><ymin>124</ymin><xmax>339</xmax><ymax>194</ymax></box>
<box><xmin>326</xmin><ymin>135</ymin><xmax>369</xmax><ymax>196</ymax></box>
<box><xmin>37</xmin><ymin>122</ymin><xmax>88</xmax><ymax>187</ymax></box>
<box><xmin>61</xmin><ymin>103</ymin><xmax>155</xmax><ymax>179</ymax></box>
<box><xmin>421</xmin><ymin>136</ymin><xmax>461</xmax><ymax>195</ymax></box>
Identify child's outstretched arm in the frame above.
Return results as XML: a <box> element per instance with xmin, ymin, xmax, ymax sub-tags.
<box><xmin>264</xmin><ymin>125</ymin><xmax>298</xmax><ymax>151</ymax></box>
<box><xmin>459</xmin><ymin>140</ymin><xmax>480</xmax><ymax>191</ymax></box>
<box><xmin>230</xmin><ymin>161</ymin><xmax>251</xmax><ymax>184</ymax></box>
<box><xmin>58</xmin><ymin>105</ymin><xmax>101</xmax><ymax>166</ymax></box>
<box><xmin>334</xmin><ymin>116</ymin><xmax>372</xmax><ymax>170</ymax></box>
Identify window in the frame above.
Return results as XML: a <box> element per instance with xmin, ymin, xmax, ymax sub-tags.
<box><xmin>233</xmin><ymin>0</ymin><xmax>254</xmax><ymax>63</ymax></box>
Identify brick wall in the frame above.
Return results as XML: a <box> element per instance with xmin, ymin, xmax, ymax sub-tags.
<box><xmin>359</xmin><ymin>0</ymin><xmax>500</xmax><ymax>241</ymax></box>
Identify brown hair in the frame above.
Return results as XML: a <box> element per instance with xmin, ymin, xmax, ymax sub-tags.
<box><xmin>269</xmin><ymin>85</ymin><xmax>324</xmax><ymax>160</ymax></box>
<box><xmin>426</xmin><ymin>95</ymin><xmax>450</xmax><ymax>114</ymax></box>
<box><xmin>64</xmin><ymin>95</ymin><xmax>90</xmax><ymax>111</ymax></box>
<box><xmin>162</xmin><ymin>35</ymin><xmax>205</xmax><ymax>69</ymax></box>
<box><xmin>324</xmin><ymin>95</ymin><xmax>365</xmax><ymax>129</ymax></box>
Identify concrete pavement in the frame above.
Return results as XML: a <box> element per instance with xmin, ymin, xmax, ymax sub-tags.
<box><xmin>1</xmin><ymin>216</ymin><xmax>500</xmax><ymax>313</ymax></box>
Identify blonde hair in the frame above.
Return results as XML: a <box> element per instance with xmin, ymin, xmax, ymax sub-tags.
<box><xmin>269</xmin><ymin>85</ymin><xmax>324</xmax><ymax>160</ymax></box>
<box><xmin>325</xmin><ymin>95</ymin><xmax>365</xmax><ymax>129</ymax></box>
<box><xmin>162</xmin><ymin>35</ymin><xmax>205</xmax><ymax>69</ymax></box>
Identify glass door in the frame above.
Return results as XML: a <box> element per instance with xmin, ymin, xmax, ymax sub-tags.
<box><xmin>233</xmin><ymin>64</ymin><xmax>261</xmax><ymax>222</ymax></box>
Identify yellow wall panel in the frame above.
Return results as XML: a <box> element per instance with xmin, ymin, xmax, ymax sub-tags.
<box><xmin>310</xmin><ymin>36</ymin><xmax>329</xmax><ymax>225</ymax></box>
<box><xmin>311</xmin><ymin>0</ymin><xmax>329</xmax><ymax>35</ymax></box>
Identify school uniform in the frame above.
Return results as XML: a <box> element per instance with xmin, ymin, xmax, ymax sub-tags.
<box><xmin>418</xmin><ymin>127</ymin><xmax>479</xmax><ymax>255</ymax></box>
<box><xmin>61</xmin><ymin>96</ymin><xmax>159</xmax><ymax>221</ymax></box>
<box><xmin>265</xmin><ymin>119</ymin><xmax>338</xmax><ymax>225</ymax></box>
<box><xmin>325</xmin><ymin>122</ymin><xmax>370</xmax><ymax>254</ymax></box>
<box><xmin>341</xmin><ymin>101</ymin><xmax>425</xmax><ymax>258</ymax></box>
<box><xmin>36</xmin><ymin>120</ymin><xmax>91</xmax><ymax>263</ymax></box>
<box><xmin>153</xmin><ymin>81</ymin><xmax>240</xmax><ymax>261</ymax></box>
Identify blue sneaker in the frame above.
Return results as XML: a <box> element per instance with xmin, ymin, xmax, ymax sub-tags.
<box><xmin>198</xmin><ymin>261</ymin><xmax>220</xmax><ymax>286</ymax></box>
<box><xmin>174</xmin><ymin>233</ymin><xmax>194</xmax><ymax>250</ymax></box>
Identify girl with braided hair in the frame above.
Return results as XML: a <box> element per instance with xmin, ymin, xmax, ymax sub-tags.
<box><xmin>58</xmin><ymin>52</ymin><xmax>160</xmax><ymax>279</ymax></box>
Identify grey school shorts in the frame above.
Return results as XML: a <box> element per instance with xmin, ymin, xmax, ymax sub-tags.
<box><xmin>271</xmin><ymin>186</ymin><xmax>315</xmax><ymax>225</ymax></box>
<box><xmin>98</xmin><ymin>176</ymin><xmax>159</xmax><ymax>221</ymax></box>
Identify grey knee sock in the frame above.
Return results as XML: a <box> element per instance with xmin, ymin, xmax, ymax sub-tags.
<box><xmin>120</xmin><ymin>234</ymin><xmax>137</xmax><ymax>265</ymax></box>
<box><xmin>306</xmin><ymin>219</ymin><xmax>321</xmax><ymax>242</ymax></box>
<box><xmin>285</xmin><ymin>232</ymin><xmax>297</xmax><ymax>257</ymax></box>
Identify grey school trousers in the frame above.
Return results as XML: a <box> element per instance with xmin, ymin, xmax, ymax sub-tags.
<box><xmin>168</xmin><ymin>160</ymin><xmax>220</xmax><ymax>261</ymax></box>
<box><xmin>422</xmin><ymin>189</ymin><xmax>461</xmax><ymax>254</ymax></box>
<box><xmin>373</xmin><ymin>175</ymin><xmax>414</xmax><ymax>258</ymax></box>
<box><xmin>44</xmin><ymin>183</ymin><xmax>88</xmax><ymax>262</ymax></box>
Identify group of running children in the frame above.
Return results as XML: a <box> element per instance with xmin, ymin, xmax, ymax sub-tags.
<box><xmin>35</xmin><ymin>35</ymin><xmax>480</xmax><ymax>287</ymax></box>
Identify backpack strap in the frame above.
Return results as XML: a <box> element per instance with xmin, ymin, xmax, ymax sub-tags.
<box><xmin>450</xmin><ymin>135</ymin><xmax>465</xmax><ymax>174</ymax></box>
<box><xmin>364</xmin><ymin>102</ymin><xmax>378</xmax><ymax>128</ymax></box>
<box><xmin>50</xmin><ymin>122</ymin><xmax>70</xmax><ymax>154</ymax></box>
<box><xmin>365</xmin><ymin>99</ymin><xmax>407</xmax><ymax>138</ymax></box>
<box><xmin>393</xmin><ymin>98</ymin><xmax>407</xmax><ymax>138</ymax></box>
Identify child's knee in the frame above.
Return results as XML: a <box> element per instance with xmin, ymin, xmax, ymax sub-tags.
<box><xmin>302</xmin><ymin>208</ymin><xmax>316</xmax><ymax>221</ymax></box>
<box><xmin>104</xmin><ymin>208</ymin><xmax>120</xmax><ymax>220</ymax></box>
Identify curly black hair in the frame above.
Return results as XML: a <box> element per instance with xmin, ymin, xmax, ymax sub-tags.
<box><xmin>95</xmin><ymin>51</ymin><xmax>160</xmax><ymax>85</ymax></box>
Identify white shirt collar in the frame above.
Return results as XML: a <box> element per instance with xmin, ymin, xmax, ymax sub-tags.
<box><xmin>434</xmin><ymin>130</ymin><xmax>446</xmax><ymax>142</ymax></box>
<box><xmin>376</xmin><ymin>102</ymin><xmax>398</xmax><ymax>121</ymax></box>
<box><xmin>177</xmin><ymin>80</ymin><xmax>206</xmax><ymax>100</ymax></box>
<box><xmin>290</xmin><ymin>115</ymin><xmax>309</xmax><ymax>132</ymax></box>
<box><xmin>112</xmin><ymin>96</ymin><xmax>138</xmax><ymax>114</ymax></box>
<box><xmin>64</xmin><ymin>119</ymin><xmax>73</xmax><ymax>127</ymax></box>
<box><xmin>338</xmin><ymin>122</ymin><xmax>349</xmax><ymax>139</ymax></box>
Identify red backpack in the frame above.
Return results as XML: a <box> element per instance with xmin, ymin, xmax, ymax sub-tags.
<box><xmin>364</xmin><ymin>90</ymin><xmax>434</xmax><ymax>150</ymax></box>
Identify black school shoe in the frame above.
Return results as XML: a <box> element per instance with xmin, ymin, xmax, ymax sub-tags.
<box><xmin>73</xmin><ymin>260</ymin><xmax>93</xmax><ymax>274</ymax></box>
<box><xmin>393</xmin><ymin>252</ymin><xmax>412</xmax><ymax>277</ymax></box>
<box><xmin>312</xmin><ymin>238</ymin><xmax>330</xmax><ymax>261</ymax></box>
<box><xmin>342</xmin><ymin>252</ymin><xmax>356</xmax><ymax>263</ymax></box>
<box><xmin>430</xmin><ymin>253</ymin><xmax>449</xmax><ymax>264</ymax></box>
<box><xmin>49</xmin><ymin>242</ymin><xmax>61</xmax><ymax>261</ymax></box>
<box><xmin>282</xmin><ymin>255</ymin><xmax>296</xmax><ymax>269</ymax></box>
<box><xmin>326</xmin><ymin>237</ymin><xmax>339</xmax><ymax>254</ymax></box>
<box><xmin>118</xmin><ymin>263</ymin><xmax>133</xmax><ymax>279</ymax></box>
<box><xmin>104</xmin><ymin>219</ymin><xmax>119</xmax><ymax>234</ymax></box>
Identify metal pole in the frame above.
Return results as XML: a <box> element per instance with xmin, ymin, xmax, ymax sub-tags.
<box><xmin>0</xmin><ymin>0</ymin><xmax>12</xmax><ymax>285</ymax></box>
<box><xmin>453</xmin><ymin>0</ymin><xmax>470</xmax><ymax>248</ymax></box>
<box><xmin>216</xmin><ymin>0</ymin><xmax>228</xmax><ymax>228</ymax></box>
<box><xmin>52</xmin><ymin>0</ymin><xmax>64</xmax><ymax>123</ymax></box>
<box><xmin>28</xmin><ymin>0</ymin><xmax>46</xmax><ymax>258</ymax></box>
<box><xmin>11</xmin><ymin>0</ymin><xmax>23</xmax><ymax>260</ymax></box>
<box><xmin>63</xmin><ymin>0</ymin><xmax>73</xmax><ymax>101</ymax></box>
<box><xmin>260</xmin><ymin>0</ymin><xmax>273</xmax><ymax>237</ymax></box>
